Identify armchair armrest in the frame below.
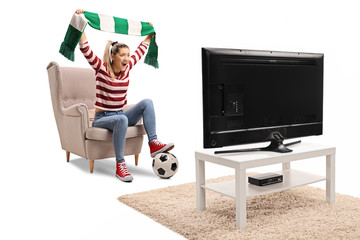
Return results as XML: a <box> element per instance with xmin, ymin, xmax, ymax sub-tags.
<box><xmin>61</xmin><ymin>103</ymin><xmax>90</xmax><ymax>130</ymax></box>
<box><xmin>122</xmin><ymin>104</ymin><xmax>134</xmax><ymax>112</ymax></box>
<box><xmin>57</xmin><ymin>103</ymin><xmax>90</xmax><ymax>158</ymax></box>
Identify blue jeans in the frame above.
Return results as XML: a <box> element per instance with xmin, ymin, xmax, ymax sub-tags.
<box><xmin>92</xmin><ymin>99</ymin><xmax>157</xmax><ymax>163</ymax></box>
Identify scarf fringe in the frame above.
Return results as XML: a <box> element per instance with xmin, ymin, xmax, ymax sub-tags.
<box><xmin>144</xmin><ymin>55</ymin><xmax>159</xmax><ymax>69</ymax></box>
<box><xmin>59</xmin><ymin>42</ymin><xmax>75</xmax><ymax>61</ymax></box>
<box><xmin>144</xmin><ymin>35</ymin><xmax>159</xmax><ymax>68</ymax></box>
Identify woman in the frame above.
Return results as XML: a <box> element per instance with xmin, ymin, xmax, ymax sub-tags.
<box><xmin>75</xmin><ymin>9</ymin><xmax>174</xmax><ymax>182</ymax></box>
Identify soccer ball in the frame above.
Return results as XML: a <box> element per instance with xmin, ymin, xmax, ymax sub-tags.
<box><xmin>152</xmin><ymin>152</ymin><xmax>179</xmax><ymax>179</ymax></box>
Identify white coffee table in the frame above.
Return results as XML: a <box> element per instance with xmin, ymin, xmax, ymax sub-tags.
<box><xmin>195</xmin><ymin>142</ymin><xmax>336</xmax><ymax>229</ymax></box>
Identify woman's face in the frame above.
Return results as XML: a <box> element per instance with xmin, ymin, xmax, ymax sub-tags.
<box><xmin>112</xmin><ymin>47</ymin><xmax>130</xmax><ymax>72</ymax></box>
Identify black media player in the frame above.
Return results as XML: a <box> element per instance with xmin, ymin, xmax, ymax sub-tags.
<box><xmin>248</xmin><ymin>173</ymin><xmax>283</xmax><ymax>186</ymax></box>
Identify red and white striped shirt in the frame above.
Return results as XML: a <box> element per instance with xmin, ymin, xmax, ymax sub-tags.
<box><xmin>79</xmin><ymin>40</ymin><xmax>149</xmax><ymax>111</ymax></box>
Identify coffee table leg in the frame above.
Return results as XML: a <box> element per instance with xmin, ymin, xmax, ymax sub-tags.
<box><xmin>282</xmin><ymin>162</ymin><xmax>290</xmax><ymax>171</ymax></box>
<box><xmin>326</xmin><ymin>154</ymin><xmax>335</xmax><ymax>203</ymax></box>
<box><xmin>196</xmin><ymin>158</ymin><xmax>206</xmax><ymax>211</ymax></box>
<box><xmin>235</xmin><ymin>168</ymin><xmax>247</xmax><ymax>229</ymax></box>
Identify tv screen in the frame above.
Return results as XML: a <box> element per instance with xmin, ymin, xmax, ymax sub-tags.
<box><xmin>202</xmin><ymin>47</ymin><xmax>323</xmax><ymax>153</ymax></box>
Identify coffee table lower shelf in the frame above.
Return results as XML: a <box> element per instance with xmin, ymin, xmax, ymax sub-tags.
<box><xmin>202</xmin><ymin>169</ymin><xmax>326</xmax><ymax>198</ymax></box>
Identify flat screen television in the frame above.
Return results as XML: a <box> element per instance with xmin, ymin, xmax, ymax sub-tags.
<box><xmin>202</xmin><ymin>47</ymin><xmax>324</xmax><ymax>154</ymax></box>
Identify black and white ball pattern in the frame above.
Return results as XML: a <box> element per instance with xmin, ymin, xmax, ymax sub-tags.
<box><xmin>152</xmin><ymin>152</ymin><xmax>178</xmax><ymax>179</ymax></box>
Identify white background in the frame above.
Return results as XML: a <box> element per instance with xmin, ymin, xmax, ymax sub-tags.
<box><xmin>1</xmin><ymin>0</ymin><xmax>360</xmax><ymax>239</ymax></box>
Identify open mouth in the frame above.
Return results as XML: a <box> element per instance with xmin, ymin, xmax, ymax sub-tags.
<box><xmin>122</xmin><ymin>62</ymin><xmax>127</xmax><ymax>67</ymax></box>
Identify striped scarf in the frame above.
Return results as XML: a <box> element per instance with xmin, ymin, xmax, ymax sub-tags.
<box><xmin>59</xmin><ymin>11</ymin><xmax>158</xmax><ymax>68</ymax></box>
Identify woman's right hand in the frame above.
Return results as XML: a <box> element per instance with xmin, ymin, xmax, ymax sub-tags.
<box><xmin>75</xmin><ymin>9</ymin><xmax>84</xmax><ymax>14</ymax></box>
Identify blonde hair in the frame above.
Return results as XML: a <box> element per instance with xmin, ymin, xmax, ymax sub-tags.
<box><xmin>103</xmin><ymin>40</ymin><xmax>129</xmax><ymax>78</ymax></box>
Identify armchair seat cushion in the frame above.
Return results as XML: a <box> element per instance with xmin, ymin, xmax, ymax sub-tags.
<box><xmin>86</xmin><ymin>125</ymin><xmax>146</xmax><ymax>141</ymax></box>
<box><xmin>86</xmin><ymin>108</ymin><xmax>146</xmax><ymax>141</ymax></box>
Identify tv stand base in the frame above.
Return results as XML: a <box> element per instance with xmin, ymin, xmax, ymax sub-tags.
<box><xmin>214</xmin><ymin>139</ymin><xmax>301</xmax><ymax>155</ymax></box>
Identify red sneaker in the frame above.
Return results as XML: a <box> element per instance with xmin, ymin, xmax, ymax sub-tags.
<box><xmin>150</xmin><ymin>140</ymin><xmax>174</xmax><ymax>158</ymax></box>
<box><xmin>116</xmin><ymin>162</ymin><xmax>133</xmax><ymax>182</ymax></box>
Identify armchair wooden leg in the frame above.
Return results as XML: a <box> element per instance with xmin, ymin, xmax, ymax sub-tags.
<box><xmin>89</xmin><ymin>160</ymin><xmax>94</xmax><ymax>173</ymax></box>
<box><xmin>135</xmin><ymin>154</ymin><xmax>139</xmax><ymax>166</ymax></box>
<box><xmin>66</xmin><ymin>151</ymin><xmax>70</xmax><ymax>162</ymax></box>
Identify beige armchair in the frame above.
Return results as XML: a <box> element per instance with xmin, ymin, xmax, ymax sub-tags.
<box><xmin>46</xmin><ymin>61</ymin><xmax>146</xmax><ymax>173</ymax></box>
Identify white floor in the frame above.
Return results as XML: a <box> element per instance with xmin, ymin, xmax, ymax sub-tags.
<box><xmin>2</xmin><ymin>134</ymin><xmax>359</xmax><ymax>240</ymax></box>
<box><xmin>2</xmin><ymin>1</ymin><xmax>360</xmax><ymax>239</ymax></box>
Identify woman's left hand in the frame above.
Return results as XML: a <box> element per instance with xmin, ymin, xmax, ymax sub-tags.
<box><xmin>144</xmin><ymin>22</ymin><xmax>154</xmax><ymax>43</ymax></box>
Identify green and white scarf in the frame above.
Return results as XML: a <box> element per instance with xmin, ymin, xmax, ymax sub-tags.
<box><xmin>59</xmin><ymin>11</ymin><xmax>158</xmax><ymax>68</ymax></box>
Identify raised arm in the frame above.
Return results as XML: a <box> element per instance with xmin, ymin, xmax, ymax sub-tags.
<box><xmin>126</xmin><ymin>22</ymin><xmax>153</xmax><ymax>69</ymax></box>
<box><xmin>128</xmin><ymin>41</ymin><xmax>149</xmax><ymax>70</ymax></box>
<box><xmin>75</xmin><ymin>9</ymin><xmax>102</xmax><ymax>72</ymax></box>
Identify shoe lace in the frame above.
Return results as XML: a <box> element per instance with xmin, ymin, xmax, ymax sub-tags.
<box><xmin>118</xmin><ymin>162</ymin><xmax>130</xmax><ymax>176</ymax></box>
<box><xmin>153</xmin><ymin>140</ymin><xmax>164</xmax><ymax>147</ymax></box>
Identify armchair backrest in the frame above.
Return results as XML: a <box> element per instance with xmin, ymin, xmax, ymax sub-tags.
<box><xmin>47</xmin><ymin>61</ymin><xmax>96</xmax><ymax>156</ymax></box>
<box><xmin>47</xmin><ymin>61</ymin><xmax>96</xmax><ymax>110</ymax></box>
